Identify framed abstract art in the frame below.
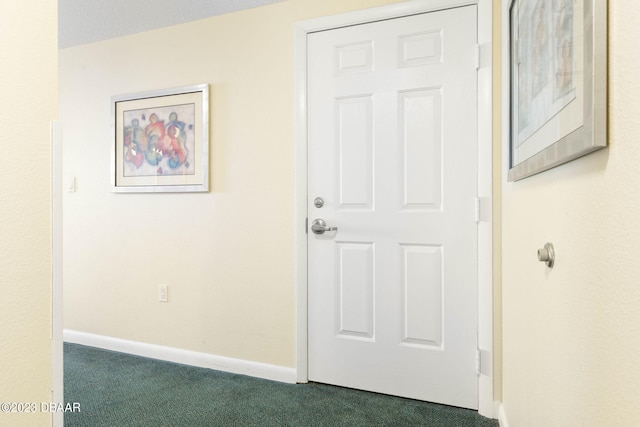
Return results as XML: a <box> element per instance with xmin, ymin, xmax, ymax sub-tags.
<box><xmin>508</xmin><ymin>0</ymin><xmax>607</xmax><ymax>181</ymax></box>
<box><xmin>111</xmin><ymin>84</ymin><xmax>209</xmax><ymax>192</ymax></box>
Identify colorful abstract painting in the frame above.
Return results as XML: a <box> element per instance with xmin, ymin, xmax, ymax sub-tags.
<box><xmin>515</xmin><ymin>0</ymin><xmax>575</xmax><ymax>147</ymax></box>
<box><xmin>122</xmin><ymin>103</ymin><xmax>196</xmax><ymax>177</ymax></box>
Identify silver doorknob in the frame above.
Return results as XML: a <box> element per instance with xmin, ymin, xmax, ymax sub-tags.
<box><xmin>311</xmin><ymin>218</ymin><xmax>338</xmax><ymax>235</ymax></box>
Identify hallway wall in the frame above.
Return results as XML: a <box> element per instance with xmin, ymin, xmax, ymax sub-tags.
<box><xmin>501</xmin><ymin>1</ymin><xmax>640</xmax><ymax>425</ymax></box>
<box><xmin>0</xmin><ymin>1</ymin><xmax>58</xmax><ymax>426</ymax></box>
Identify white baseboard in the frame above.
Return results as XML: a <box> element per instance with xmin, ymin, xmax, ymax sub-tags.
<box><xmin>498</xmin><ymin>403</ymin><xmax>509</xmax><ymax>427</ymax></box>
<box><xmin>63</xmin><ymin>330</ymin><xmax>297</xmax><ymax>384</ymax></box>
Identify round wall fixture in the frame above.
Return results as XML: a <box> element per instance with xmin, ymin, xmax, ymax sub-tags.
<box><xmin>537</xmin><ymin>243</ymin><xmax>555</xmax><ymax>268</ymax></box>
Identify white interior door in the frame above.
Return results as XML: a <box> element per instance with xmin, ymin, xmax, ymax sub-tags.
<box><xmin>307</xmin><ymin>6</ymin><xmax>479</xmax><ymax>409</ymax></box>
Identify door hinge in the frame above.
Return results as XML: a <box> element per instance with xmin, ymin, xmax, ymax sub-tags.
<box><xmin>475</xmin><ymin>348</ymin><xmax>481</xmax><ymax>376</ymax></box>
<box><xmin>474</xmin><ymin>197</ymin><xmax>480</xmax><ymax>223</ymax></box>
<box><xmin>305</xmin><ymin>217</ymin><xmax>308</xmax><ymax>234</ymax></box>
<box><xmin>475</xmin><ymin>44</ymin><xmax>480</xmax><ymax>70</ymax></box>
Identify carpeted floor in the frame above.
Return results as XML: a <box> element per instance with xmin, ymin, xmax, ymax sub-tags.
<box><xmin>64</xmin><ymin>343</ymin><xmax>498</xmax><ymax>427</ymax></box>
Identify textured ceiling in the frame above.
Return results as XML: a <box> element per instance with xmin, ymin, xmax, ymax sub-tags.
<box><xmin>59</xmin><ymin>0</ymin><xmax>285</xmax><ymax>48</ymax></box>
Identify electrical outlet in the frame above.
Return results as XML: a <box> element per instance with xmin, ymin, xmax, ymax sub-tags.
<box><xmin>159</xmin><ymin>285</ymin><xmax>168</xmax><ymax>303</ymax></box>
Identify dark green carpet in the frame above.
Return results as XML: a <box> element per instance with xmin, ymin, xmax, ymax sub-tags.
<box><xmin>64</xmin><ymin>343</ymin><xmax>498</xmax><ymax>427</ymax></box>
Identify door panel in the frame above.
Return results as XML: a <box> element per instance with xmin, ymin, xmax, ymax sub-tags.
<box><xmin>337</xmin><ymin>96</ymin><xmax>374</xmax><ymax>208</ymax></box>
<box><xmin>399</xmin><ymin>88</ymin><xmax>442</xmax><ymax>209</ymax></box>
<box><xmin>337</xmin><ymin>242</ymin><xmax>375</xmax><ymax>340</ymax></box>
<box><xmin>400</xmin><ymin>243</ymin><xmax>443</xmax><ymax>348</ymax></box>
<box><xmin>308</xmin><ymin>6</ymin><xmax>478</xmax><ymax>409</ymax></box>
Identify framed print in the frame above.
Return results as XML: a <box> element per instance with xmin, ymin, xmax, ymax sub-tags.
<box><xmin>111</xmin><ymin>84</ymin><xmax>209</xmax><ymax>192</ymax></box>
<box><xmin>508</xmin><ymin>0</ymin><xmax>607</xmax><ymax>181</ymax></box>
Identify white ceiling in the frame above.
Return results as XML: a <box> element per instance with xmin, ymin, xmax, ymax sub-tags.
<box><xmin>59</xmin><ymin>0</ymin><xmax>285</xmax><ymax>48</ymax></box>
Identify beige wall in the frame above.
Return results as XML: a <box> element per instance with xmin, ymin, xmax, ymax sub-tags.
<box><xmin>0</xmin><ymin>1</ymin><xmax>57</xmax><ymax>426</ymax></box>
<box><xmin>501</xmin><ymin>1</ymin><xmax>640</xmax><ymax>425</ymax></box>
<box><xmin>60</xmin><ymin>0</ymin><xmax>402</xmax><ymax>368</ymax></box>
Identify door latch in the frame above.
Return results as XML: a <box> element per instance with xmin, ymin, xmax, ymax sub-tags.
<box><xmin>310</xmin><ymin>218</ymin><xmax>337</xmax><ymax>235</ymax></box>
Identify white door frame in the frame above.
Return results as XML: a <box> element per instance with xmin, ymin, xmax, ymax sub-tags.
<box><xmin>294</xmin><ymin>0</ymin><xmax>494</xmax><ymax>418</ymax></box>
<box><xmin>52</xmin><ymin>122</ymin><xmax>64</xmax><ymax>427</ymax></box>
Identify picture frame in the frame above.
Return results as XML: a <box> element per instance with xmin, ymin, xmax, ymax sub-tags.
<box><xmin>508</xmin><ymin>0</ymin><xmax>607</xmax><ymax>181</ymax></box>
<box><xmin>111</xmin><ymin>84</ymin><xmax>209</xmax><ymax>192</ymax></box>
